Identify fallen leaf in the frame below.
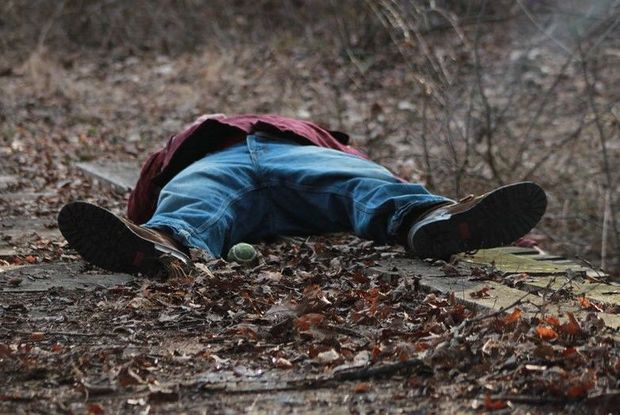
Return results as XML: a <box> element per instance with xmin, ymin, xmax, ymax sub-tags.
<box><xmin>414</xmin><ymin>341</ymin><xmax>430</xmax><ymax>352</ymax></box>
<box><xmin>565</xmin><ymin>372</ymin><xmax>596</xmax><ymax>398</ymax></box>
<box><xmin>87</xmin><ymin>403</ymin><xmax>104</xmax><ymax>414</ymax></box>
<box><xmin>353</xmin><ymin>350</ymin><xmax>370</xmax><ymax>366</ymax></box>
<box><xmin>470</xmin><ymin>287</ymin><xmax>491</xmax><ymax>299</ymax></box>
<box><xmin>353</xmin><ymin>382</ymin><xmax>371</xmax><ymax>393</ymax></box>
<box><xmin>128</xmin><ymin>296</ymin><xmax>152</xmax><ymax>309</ymax></box>
<box><xmin>440</xmin><ymin>263</ymin><xmax>460</xmax><ymax>276</ymax></box>
<box><xmin>273</xmin><ymin>357</ymin><xmax>293</xmax><ymax>369</ymax></box>
<box><xmin>503</xmin><ymin>308</ymin><xmax>522</xmax><ymax>324</ymax></box>
<box><xmin>227</xmin><ymin>325</ymin><xmax>258</xmax><ymax>339</ymax></box>
<box><xmin>117</xmin><ymin>367</ymin><xmax>144</xmax><ymax>387</ymax></box>
<box><xmin>7</xmin><ymin>277</ymin><xmax>22</xmax><ymax>286</ymax></box>
<box><xmin>30</xmin><ymin>332</ymin><xmax>45</xmax><ymax>342</ymax></box>
<box><xmin>448</xmin><ymin>292</ymin><xmax>456</xmax><ymax>305</ymax></box>
<box><xmin>578</xmin><ymin>296</ymin><xmax>591</xmax><ymax>309</ymax></box>
<box><xmin>371</xmin><ymin>344</ymin><xmax>382</xmax><ymax>359</ymax></box>
<box><xmin>295</xmin><ymin>313</ymin><xmax>325</xmax><ymax>331</ymax></box>
<box><xmin>560</xmin><ymin>312</ymin><xmax>582</xmax><ymax>336</ymax></box>
<box><xmin>484</xmin><ymin>395</ymin><xmax>508</xmax><ymax>410</ymax></box>
<box><xmin>0</xmin><ymin>344</ymin><xmax>11</xmax><ymax>358</ymax></box>
<box><xmin>577</xmin><ymin>296</ymin><xmax>603</xmax><ymax>312</ymax></box>
<box><xmin>535</xmin><ymin>325</ymin><xmax>558</xmax><ymax>341</ymax></box>
<box><xmin>545</xmin><ymin>316</ymin><xmax>561</xmax><ymax>327</ymax></box>
<box><xmin>562</xmin><ymin>347</ymin><xmax>578</xmax><ymax>358</ymax></box>
<box><xmin>316</xmin><ymin>349</ymin><xmax>341</xmax><ymax>364</ymax></box>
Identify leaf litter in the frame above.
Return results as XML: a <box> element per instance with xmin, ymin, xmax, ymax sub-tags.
<box><xmin>1</xmin><ymin>43</ymin><xmax>619</xmax><ymax>414</ymax></box>
<box><xmin>1</xmin><ymin>232</ymin><xmax>619</xmax><ymax>413</ymax></box>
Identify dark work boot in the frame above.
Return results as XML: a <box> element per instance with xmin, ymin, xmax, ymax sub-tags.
<box><xmin>58</xmin><ymin>201</ymin><xmax>189</xmax><ymax>276</ymax></box>
<box><xmin>407</xmin><ymin>182</ymin><xmax>547</xmax><ymax>259</ymax></box>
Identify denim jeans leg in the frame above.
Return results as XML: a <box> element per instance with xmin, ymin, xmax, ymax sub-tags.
<box><xmin>253</xmin><ymin>136</ymin><xmax>452</xmax><ymax>244</ymax></box>
<box><xmin>143</xmin><ymin>141</ymin><xmax>265</xmax><ymax>257</ymax></box>
<box><xmin>144</xmin><ymin>135</ymin><xmax>452</xmax><ymax>256</ymax></box>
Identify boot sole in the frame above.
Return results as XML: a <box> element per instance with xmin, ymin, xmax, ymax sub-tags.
<box><xmin>409</xmin><ymin>182</ymin><xmax>547</xmax><ymax>259</ymax></box>
<box><xmin>58</xmin><ymin>201</ymin><xmax>167</xmax><ymax>275</ymax></box>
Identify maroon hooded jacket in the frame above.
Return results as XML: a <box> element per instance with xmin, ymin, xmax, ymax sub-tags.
<box><xmin>127</xmin><ymin>114</ymin><xmax>369</xmax><ymax>224</ymax></box>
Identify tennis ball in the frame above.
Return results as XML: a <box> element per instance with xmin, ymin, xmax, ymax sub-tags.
<box><xmin>226</xmin><ymin>242</ymin><xmax>258</xmax><ymax>265</ymax></box>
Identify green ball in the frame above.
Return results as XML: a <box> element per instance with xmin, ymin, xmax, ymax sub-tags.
<box><xmin>226</xmin><ymin>242</ymin><xmax>258</xmax><ymax>265</ymax></box>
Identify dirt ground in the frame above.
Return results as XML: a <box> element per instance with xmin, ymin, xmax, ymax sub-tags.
<box><xmin>2</xmin><ymin>224</ymin><xmax>619</xmax><ymax>414</ymax></box>
<box><xmin>2</xmin><ymin>3</ymin><xmax>620</xmax><ymax>413</ymax></box>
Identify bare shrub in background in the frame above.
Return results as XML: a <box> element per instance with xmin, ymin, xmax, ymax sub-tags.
<box><xmin>0</xmin><ymin>0</ymin><xmax>387</xmax><ymax>61</ymax></box>
<box><xmin>366</xmin><ymin>0</ymin><xmax>620</xmax><ymax>272</ymax></box>
<box><xmin>1</xmin><ymin>0</ymin><xmax>619</xmax><ymax>273</ymax></box>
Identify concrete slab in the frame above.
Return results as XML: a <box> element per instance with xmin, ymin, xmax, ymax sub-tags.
<box><xmin>0</xmin><ymin>191</ymin><xmax>56</xmax><ymax>201</ymax></box>
<box><xmin>0</xmin><ymin>217</ymin><xmax>60</xmax><ymax>241</ymax></box>
<box><xmin>0</xmin><ymin>262</ymin><xmax>134</xmax><ymax>292</ymax></box>
<box><xmin>377</xmin><ymin>254</ymin><xmax>620</xmax><ymax>333</ymax></box>
<box><xmin>460</xmin><ymin>247</ymin><xmax>604</xmax><ymax>277</ymax></box>
<box><xmin>75</xmin><ymin>160</ymin><xmax>139</xmax><ymax>192</ymax></box>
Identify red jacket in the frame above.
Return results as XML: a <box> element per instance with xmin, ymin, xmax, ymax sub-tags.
<box><xmin>127</xmin><ymin>114</ymin><xmax>369</xmax><ymax>224</ymax></box>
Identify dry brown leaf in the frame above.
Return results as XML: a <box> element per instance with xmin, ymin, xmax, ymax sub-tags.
<box><xmin>448</xmin><ymin>291</ymin><xmax>456</xmax><ymax>305</ymax></box>
<box><xmin>295</xmin><ymin>313</ymin><xmax>325</xmax><ymax>331</ymax></box>
<box><xmin>414</xmin><ymin>341</ymin><xmax>430</xmax><ymax>352</ymax></box>
<box><xmin>578</xmin><ymin>296</ymin><xmax>591</xmax><ymax>309</ymax></box>
<box><xmin>273</xmin><ymin>357</ymin><xmax>293</xmax><ymax>369</ymax></box>
<box><xmin>87</xmin><ymin>403</ymin><xmax>104</xmax><ymax>414</ymax></box>
<box><xmin>560</xmin><ymin>312</ymin><xmax>582</xmax><ymax>336</ymax></box>
<box><xmin>503</xmin><ymin>308</ymin><xmax>522</xmax><ymax>324</ymax></box>
<box><xmin>117</xmin><ymin>367</ymin><xmax>144</xmax><ymax>387</ymax></box>
<box><xmin>545</xmin><ymin>316</ymin><xmax>561</xmax><ymax>327</ymax></box>
<box><xmin>371</xmin><ymin>345</ymin><xmax>382</xmax><ymax>359</ymax></box>
<box><xmin>577</xmin><ymin>296</ymin><xmax>603</xmax><ymax>312</ymax></box>
<box><xmin>228</xmin><ymin>325</ymin><xmax>258</xmax><ymax>340</ymax></box>
<box><xmin>353</xmin><ymin>382</ymin><xmax>371</xmax><ymax>393</ymax></box>
<box><xmin>7</xmin><ymin>277</ymin><xmax>22</xmax><ymax>286</ymax></box>
<box><xmin>0</xmin><ymin>344</ymin><xmax>11</xmax><ymax>358</ymax></box>
<box><xmin>565</xmin><ymin>371</ymin><xmax>596</xmax><ymax>398</ymax></box>
<box><xmin>535</xmin><ymin>325</ymin><xmax>558</xmax><ymax>341</ymax></box>
<box><xmin>563</xmin><ymin>347</ymin><xmax>576</xmax><ymax>356</ymax></box>
<box><xmin>470</xmin><ymin>287</ymin><xmax>491</xmax><ymax>299</ymax></box>
<box><xmin>30</xmin><ymin>332</ymin><xmax>45</xmax><ymax>342</ymax></box>
<box><xmin>316</xmin><ymin>349</ymin><xmax>341</xmax><ymax>364</ymax></box>
<box><xmin>483</xmin><ymin>395</ymin><xmax>508</xmax><ymax>410</ymax></box>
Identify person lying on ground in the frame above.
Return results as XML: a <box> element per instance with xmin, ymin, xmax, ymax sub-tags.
<box><xmin>57</xmin><ymin>113</ymin><xmax>547</xmax><ymax>276</ymax></box>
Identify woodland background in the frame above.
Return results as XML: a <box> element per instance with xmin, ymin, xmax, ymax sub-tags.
<box><xmin>2</xmin><ymin>0</ymin><xmax>619</xmax><ymax>273</ymax></box>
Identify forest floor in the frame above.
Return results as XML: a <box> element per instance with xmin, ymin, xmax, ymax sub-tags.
<box><xmin>1</xmin><ymin>32</ymin><xmax>620</xmax><ymax>414</ymax></box>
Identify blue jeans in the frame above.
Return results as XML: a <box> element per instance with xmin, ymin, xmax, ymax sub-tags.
<box><xmin>145</xmin><ymin>134</ymin><xmax>451</xmax><ymax>257</ymax></box>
